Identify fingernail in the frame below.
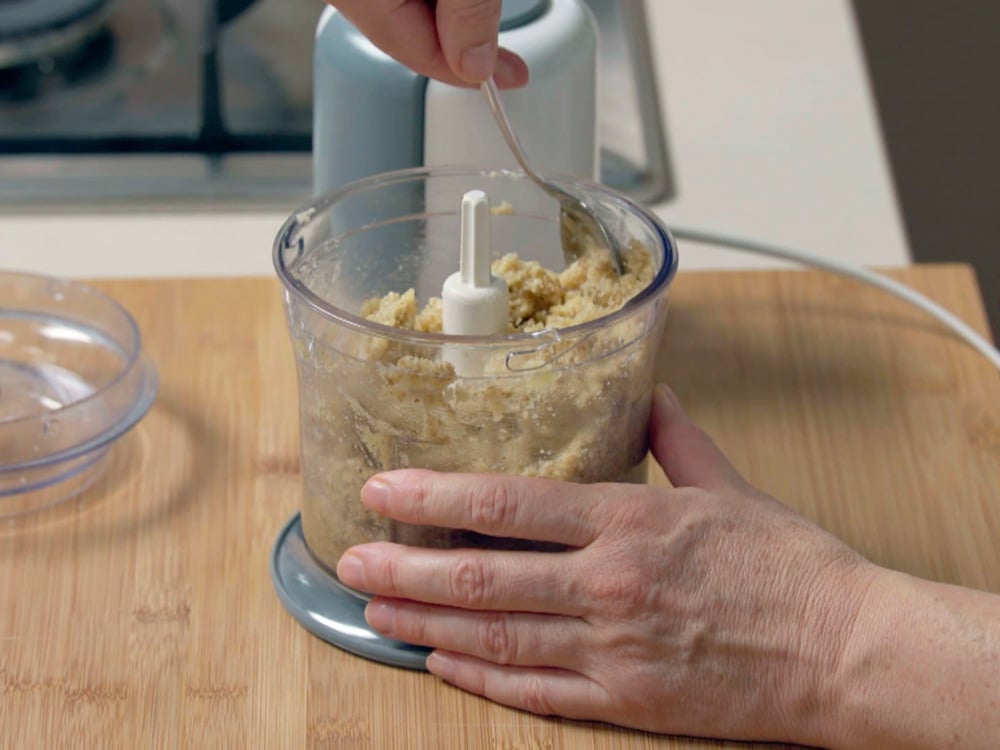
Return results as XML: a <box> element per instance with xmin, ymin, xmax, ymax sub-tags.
<box><xmin>336</xmin><ymin>552</ymin><xmax>367</xmax><ymax>589</ymax></box>
<box><xmin>493</xmin><ymin>55</ymin><xmax>518</xmax><ymax>88</ymax></box>
<box><xmin>361</xmin><ymin>477</ymin><xmax>392</xmax><ymax>512</ymax></box>
<box><xmin>459</xmin><ymin>40</ymin><xmax>497</xmax><ymax>82</ymax></box>
<box><xmin>493</xmin><ymin>50</ymin><xmax>527</xmax><ymax>89</ymax></box>
<box><xmin>426</xmin><ymin>651</ymin><xmax>456</xmax><ymax>681</ymax></box>
<box><xmin>365</xmin><ymin>600</ymin><xmax>394</xmax><ymax>633</ymax></box>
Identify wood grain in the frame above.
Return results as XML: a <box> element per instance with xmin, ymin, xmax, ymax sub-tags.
<box><xmin>1</xmin><ymin>265</ymin><xmax>997</xmax><ymax>749</ymax></box>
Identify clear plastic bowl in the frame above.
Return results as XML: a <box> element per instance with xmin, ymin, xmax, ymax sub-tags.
<box><xmin>274</xmin><ymin>167</ymin><xmax>677</xmax><ymax>571</ymax></box>
<box><xmin>0</xmin><ymin>272</ymin><xmax>158</xmax><ymax>517</ymax></box>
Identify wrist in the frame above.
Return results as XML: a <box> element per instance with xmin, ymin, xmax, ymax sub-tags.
<box><xmin>780</xmin><ymin>554</ymin><xmax>887</xmax><ymax>749</ymax></box>
<box><xmin>817</xmin><ymin>565</ymin><xmax>922</xmax><ymax>750</ymax></box>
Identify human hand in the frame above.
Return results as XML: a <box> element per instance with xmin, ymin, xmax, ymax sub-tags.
<box><xmin>327</xmin><ymin>0</ymin><xmax>529</xmax><ymax>89</ymax></box>
<box><xmin>336</xmin><ymin>385</ymin><xmax>878</xmax><ymax>746</ymax></box>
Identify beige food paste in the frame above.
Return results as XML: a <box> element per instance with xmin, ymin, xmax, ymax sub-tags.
<box><xmin>295</xmin><ymin>240</ymin><xmax>665</xmax><ymax>569</ymax></box>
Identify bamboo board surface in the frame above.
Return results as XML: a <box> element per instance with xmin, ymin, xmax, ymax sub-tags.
<box><xmin>2</xmin><ymin>264</ymin><xmax>997</xmax><ymax>749</ymax></box>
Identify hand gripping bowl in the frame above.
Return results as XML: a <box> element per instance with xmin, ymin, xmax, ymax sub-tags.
<box><xmin>0</xmin><ymin>272</ymin><xmax>157</xmax><ymax>518</ymax></box>
<box><xmin>270</xmin><ymin>166</ymin><xmax>678</xmax><ymax>668</ymax></box>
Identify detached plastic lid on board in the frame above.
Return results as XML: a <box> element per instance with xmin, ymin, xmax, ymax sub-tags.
<box><xmin>0</xmin><ymin>272</ymin><xmax>157</xmax><ymax>518</ymax></box>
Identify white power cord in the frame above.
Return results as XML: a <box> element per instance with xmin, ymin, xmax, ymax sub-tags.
<box><xmin>668</xmin><ymin>226</ymin><xmax>1000</xmax><ymax>374</ymax></box>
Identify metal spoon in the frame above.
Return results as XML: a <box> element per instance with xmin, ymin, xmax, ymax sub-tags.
<box><xmin>480</xmin><ymin>79</ymin><xmax>625</xmax><ymax>275</ymax></box>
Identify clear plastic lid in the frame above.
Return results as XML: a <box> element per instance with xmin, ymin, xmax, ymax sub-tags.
<box><xmin>0</xmin><ymin>272</ymin><xmax>157</xmax><ymax>517</ymax></box>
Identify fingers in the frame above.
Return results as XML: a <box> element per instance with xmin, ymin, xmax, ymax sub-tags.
<box><xmin>650</xmin><ymin>384</ymin><xmax>749</xmax><ymax>492</ymax></box>
<box><xmin>435</xmin><ymin>0</ymin><xmax>502</xmax><ymax>83</ymax></box>
<box><xmin>426</xmin><ymin>651</ymin><xmax>612</xmax><ymax>721</ymax></box>
<box><xmin>361</xmin><ymin>469</ymin><xmax>599</xmax><ymax>548</ymax></box>
<box><xmin>329</xmin><ymin>1</ymin><xmax>528</xmax><ymax>88</ymax></box>
<box><xmin>333</xmin><ymin>1</ymin><xmax>454</xmax><ymax>82</ymax></box>
<box><xmin>493</xmin><ymin>49</ymin><xmax>531</xmax><ymax>89</ymax></box>
<box><xmin>365</xmin><ymin>597</ymin><xmax>588</xmax><ymax>668</ymax></box>
<box><xmin>337</xmin><ymin>542</ymin><xmax>586</xmax><ymax>615</ymax></box>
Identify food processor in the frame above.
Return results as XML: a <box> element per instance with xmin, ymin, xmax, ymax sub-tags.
<box><xmin>270</xmin><ymin>166</ymin><xmax>678</xmax><ymax>669</ymax></box>
<box><xmin>313</xmin><ymin>0</ymin><xmax>672</xmax><ymax>203</ymax></box>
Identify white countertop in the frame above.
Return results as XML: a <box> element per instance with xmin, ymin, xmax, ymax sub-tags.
<box><xmin>0</xmin><ymin>0</ymin><xmax>909</xmax><ymax>278</ymax></box>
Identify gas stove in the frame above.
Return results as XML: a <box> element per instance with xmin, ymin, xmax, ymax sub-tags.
<box><xmin>0</xmin><ymin>0</ymin><xmax>317</xmax><ymax>205</ymax></box>
<box><xmin>0</xmin><ymin>0</ymin><xmax>672</xmax><ymax>208</ymax></box>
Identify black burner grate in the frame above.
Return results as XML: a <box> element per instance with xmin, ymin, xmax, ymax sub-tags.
<box><xmin>0</xmin><ymin>0</ymin><xmax>110</xmax><ymax>39</ymax></box>
<box><xmin>0</xmin><ymin>0</ymin><xmax>313</xmax><ymax>159</ymax></box>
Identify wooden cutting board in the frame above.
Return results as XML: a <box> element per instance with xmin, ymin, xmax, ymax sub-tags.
<box><xmin>2</xmin><ymin>264</ymin><xmax>997</xmax><ymax>749</ymax></box>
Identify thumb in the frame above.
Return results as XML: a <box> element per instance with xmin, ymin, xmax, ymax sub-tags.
<box><xmin>649</xmin><ymin>384</ymin><xmax>748</xmax><ymax>492</ymax></box>
<box><xmin>435</xmin><ymin>0</ymin><xmax>528</xmax><ymax>86</ymax></box>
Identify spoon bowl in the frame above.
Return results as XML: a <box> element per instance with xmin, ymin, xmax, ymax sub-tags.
<box><xmin>480</xmin><ymin>79</ymin><xmax>625</xmax><ymax>275</ymax></box>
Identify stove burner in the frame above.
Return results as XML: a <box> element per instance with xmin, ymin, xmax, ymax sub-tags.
<box><xmin>0</xmin><ymin>0</ymin><xmax>113</xmax><ymax>69</ymax></box>
<box><xmin>0</xmin><ymin>0</ymin><xmax>310</xmax><ymax>163</ymax></box>
<box><xmin>0</xmin><ymin>0</ymin><xmax>109</xmax><ymax>37</ymax></box>
<box><xmin>0</xmin><ymin>26</ymin><xmax>112</xmax><ymax>102</ymax></box>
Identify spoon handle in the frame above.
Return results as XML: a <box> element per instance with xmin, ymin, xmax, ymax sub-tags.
<box><xmin>480</xmin><ymin>79</ymin><xmax>548</xmax><ymax>189</ymax></box>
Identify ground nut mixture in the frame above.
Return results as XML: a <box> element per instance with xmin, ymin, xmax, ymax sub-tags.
<box><xmin>294</xmin><ymin>240</ymin><xmax>665</xmax><ymax>570</ymax></box>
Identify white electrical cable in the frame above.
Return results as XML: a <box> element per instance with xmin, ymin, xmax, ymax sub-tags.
<box><xmin>668</xmin><ymin>226</ymin><xmax>1000</xmax><ymax>373</ymax></box>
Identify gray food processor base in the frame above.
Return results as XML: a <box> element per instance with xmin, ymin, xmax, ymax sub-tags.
<box><xmin>270</xmin><ymin>513</ymin><xmax>431</xmax><ymax>671</ymax></box>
